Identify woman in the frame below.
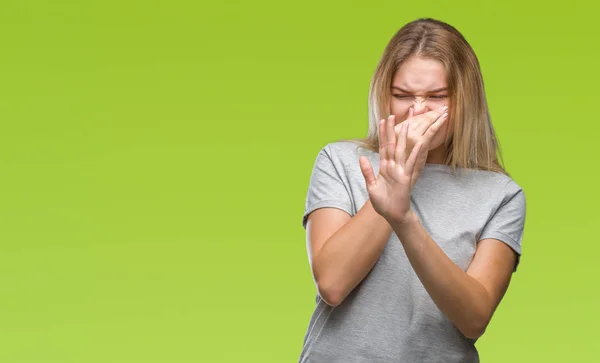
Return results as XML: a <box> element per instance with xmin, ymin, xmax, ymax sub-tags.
<box><xmin>299</xmin><ymin>18</ymin><xmax>526</xmax><ymax>362</ymax></box>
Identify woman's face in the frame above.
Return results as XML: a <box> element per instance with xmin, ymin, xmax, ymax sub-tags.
<box><xmin>390</xmin><ymin>56</ymin><xmax>451</xmax><ymax>151</ymax></box>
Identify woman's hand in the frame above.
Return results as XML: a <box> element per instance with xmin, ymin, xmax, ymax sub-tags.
<box><xmin>358</xmin><ymin>116</ymin><xmax>425</xmax><ymax>224</ymax></box>
<box><xmin>394</xmin><ymin>106</ymin><xmax>449</xmax><ymax>187</ymax></box>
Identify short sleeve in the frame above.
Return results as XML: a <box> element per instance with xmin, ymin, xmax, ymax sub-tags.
<box><xmin>302</xmin><ymin>144</ymin><xmax>354</xmax><ymax>230</ymax></box>
<box><xmin>478</xmin><ymin>180</ymin><xmax>527</xmax><ymax>271</ymax></box>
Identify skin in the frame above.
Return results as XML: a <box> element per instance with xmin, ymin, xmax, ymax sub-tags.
<box><xmin>390</xmin><ymin>56</ymin><xmax>452</xmax><ymax>165</ymax></box>
<box><xmin>306</xmin><ymin>56</ymin><xmax>517</xmax><ymax>340</ymax></box>
<box><xmin>358</xmin><ymin>116</ymin><xmax>516</xmax><ymax>339</ymax></box>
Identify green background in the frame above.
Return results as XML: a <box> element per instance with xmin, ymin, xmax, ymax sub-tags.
<box><xmin>1</xmin><ymin>0</ymin><xmax>598</xmax><ymax>362</ymax></box>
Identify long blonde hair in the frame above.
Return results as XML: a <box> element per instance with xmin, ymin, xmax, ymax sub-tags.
<box><xmin>348</xmin><ymin>18</ymin><xmax>506</xmax><ymax>174</ymax></box>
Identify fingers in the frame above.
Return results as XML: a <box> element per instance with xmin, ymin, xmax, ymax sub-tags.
<box><xmin>394</xmin><ymin>121</ymin><xmax>408</xmax><ymax>166</ymax></box>
<box><xmin>414</xmin><ymin>106</ymin><xmax>448</xmax><ymax>134</ymax></box>
<box><xmin>405</xmin><ymin>142</ymin><xmax>424</xmax><ymax>175</ymax></box>
<box><xmin>385</xmin><ymin>115</ymin><xmax>396</xmax><ymax>160</ymax></box>
<box><xmin>423</xmin><ymin>110</ymin><xmax>449</xmax><ymax>140</ymax></box>
<box><xmin>378</xmin><ymin>115</ymin><xmax>396</xmax><ymax>162</ymax></box>
<box><xmin>394</xmin><ymin>119</ymin><xmax>407</xmax><ymax>136</ymax></box>
<box><xmin>378</xmin><ymin>119</ymin><xmax>387</xmax><ymax>161</ymax></box>
<box><xmin>359</xmin><ymin>156</ymin><xmax>377</xmax><ymax>188</ymax></box>
<box><xmin>404</xmin><ymin>107</ymin><xmax>414</xmax><ymax>134</ymax></box>
<box><xmin>406</xmin><ymin>107</ymin><xmax>416</xmax><ymax>135</ymax></box>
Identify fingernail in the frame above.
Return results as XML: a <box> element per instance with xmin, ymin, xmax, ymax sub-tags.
<box><xmin>440</xmin><ymin>106</ymin><xmax>448</xmax><ymax>111</ymax></box>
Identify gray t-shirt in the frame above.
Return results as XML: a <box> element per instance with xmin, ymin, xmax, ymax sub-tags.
<box><xmin>299</xmin><ymin>141</ymin><xmax>526</xmax><ymax>363</ymax></box>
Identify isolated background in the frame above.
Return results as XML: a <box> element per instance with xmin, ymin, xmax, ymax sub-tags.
<box><xmin>1</xmin><ymin>0</ymin><xmax>598</xmax><ymax>362</ymax></box>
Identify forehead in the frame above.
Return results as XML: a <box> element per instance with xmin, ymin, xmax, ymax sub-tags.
<box><xmin>392</xmin><ymin>56</ymin><xmax>447</xmax><ymax>91</ymax></box>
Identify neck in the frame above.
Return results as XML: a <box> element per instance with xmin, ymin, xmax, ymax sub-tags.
<box><xmin>426</xmin><ymin>146</ymin><xmax>447</xmax><ymax>165</ymax></box>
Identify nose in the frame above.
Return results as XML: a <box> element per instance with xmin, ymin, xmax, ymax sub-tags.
<box><xmin>412</xmin><ymin>99</ymin><xmax>428</xmax><ymax>115</ymax></box>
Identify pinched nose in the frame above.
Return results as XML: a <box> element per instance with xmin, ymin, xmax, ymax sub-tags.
<box><xmin>411</xmin><ymin>101</ymin><xmax>430</xmax><ymax>115</ymax></box>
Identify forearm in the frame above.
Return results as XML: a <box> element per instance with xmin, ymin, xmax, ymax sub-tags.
<box><xmin>313</xmin><ymin>199</ymin><xmax>392</xmax><ymax>306</ymax></box>
<box><xmin>390</xmin><ymin>212</ymin><xmax>492</xmax><ymax>339</ymax></box>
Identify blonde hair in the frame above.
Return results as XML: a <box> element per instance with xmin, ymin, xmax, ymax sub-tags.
<box><xmin>347</xmin><ymin>18</ymin><xmax>507</xmax><ymax>174</ymax></box>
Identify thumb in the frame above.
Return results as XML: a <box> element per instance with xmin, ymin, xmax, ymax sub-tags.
<box><xmin>359</xmin><ymin>156</ymin><xmax>377</xmax><ymax>188</ymax></box>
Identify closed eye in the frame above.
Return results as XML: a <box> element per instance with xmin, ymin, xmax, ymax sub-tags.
<box><xmin>392</xmin><ymin>94</ymin><xmax>449</xmax><ymax>100</ymax></box>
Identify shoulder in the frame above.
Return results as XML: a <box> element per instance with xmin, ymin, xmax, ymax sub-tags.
<box><xmin>308</xmin><ymin>141</ymin><xmax>378</xmax><ymax>187</ymax></box>
<box><xmin>463</xmin><ymin>169</ymin><xmax>526</xmax><ymax>216</ymax></box>
<box><xmin>421</xmin><ymin>166</ymin><xmax>525</xmax><ymax>209</ymax></box>
<box><xmin>321</xmin><ymin>140</ymin><xmax>366</xmax><ymax>155</ymax></box>
<box><xmin>461</xmin><ymin>168</ymin><xmax>524</xmax><ymax>197</ymax></box>
<box><xmin>499</xmin><ymin>177</ymin><xmax>525</xmax><ymax>210</ymax></box>
<box><xmin>477</xmin><ymin>170</ymin><xmax>524</xmax><ymax>201</ymax></box>
<box><xmin>319</xmin><ymin>141</ymin><xmax>377</xmax><ymax>164</ymax></box>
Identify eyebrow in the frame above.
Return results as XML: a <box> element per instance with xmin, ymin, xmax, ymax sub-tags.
<box><xmin>391</xmin><ymin>86</ymin><xmax>448</xmax><ymax>93</ymax></box>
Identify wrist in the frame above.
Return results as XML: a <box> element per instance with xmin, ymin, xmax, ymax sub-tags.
<box><xmin>390</xmin><ymin>210</ymin><xmax>422</xmax><ymax>245</ymax></box>
<box><xmin>365</xmin><ymin>199</ymin><xmax>394</xmax><ymax>231</ymax></box>
<box><xmin>390</xmin><ymin>209</ymin><xmax>419</xmax><ymax>229</ymax></box>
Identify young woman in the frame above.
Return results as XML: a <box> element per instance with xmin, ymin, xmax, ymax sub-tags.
<box><xmin>299</xmin><ymin>18</ymin><xmax>526</xmax><ymax>362</ymax></box>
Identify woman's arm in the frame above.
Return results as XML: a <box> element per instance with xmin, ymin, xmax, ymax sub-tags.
<box><xmin>390</xmin><ymin>211</ymin><xmax>516</xmax><ymax>339</ymax></box>
<box><xmin>306</xmin><ymin>199</ymin><xmax>392</xmax><ymax>307</ymax></box>
<box><xmin>358</xmin><ymin>114</ymin><xmax>523</xmax><ymax>339</ymax></box>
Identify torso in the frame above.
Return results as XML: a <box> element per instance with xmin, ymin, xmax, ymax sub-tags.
<box><xmin>300</xmin><ymin>141</ymin><xmax>521</xmax><ymax>363</ymax></box>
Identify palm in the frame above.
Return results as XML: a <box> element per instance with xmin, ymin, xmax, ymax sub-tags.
<box><xmin>367</xmin><ymin>154</ymin><xmax>413</xmax><ymax>221</ymax></box>
<box><xmin>359</xmin><ymin>116</ymin><xmax>424</xmax><ymax>223</ymax></box>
